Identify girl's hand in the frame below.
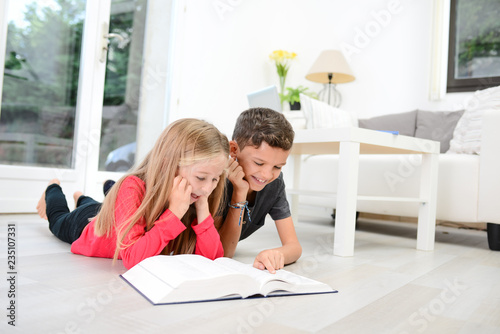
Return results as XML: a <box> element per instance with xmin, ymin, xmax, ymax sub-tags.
<box><xmin>227</xmin><ymin>158</ymin><xmax>249</xmax><ymax>198</ymax></box>
<box><xmin>194</xmin><ymin>194</ymin><xmax>209</xmax><ymax>223</ymax></box>
<box><xmin>168</xmin><ymin>176</ymin><xmax>192</xmax><ymax>219</ymax></box>
<box><xmin>253</xmin><ymin>249</ymin><xmax>285</xmax><ymax>274</ymax></box>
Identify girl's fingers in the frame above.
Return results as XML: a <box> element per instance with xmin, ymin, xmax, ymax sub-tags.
<box><xmin>178</xmin><ymin>177</ymin><xmax>187</xmax><ymax>189</ymax></box>
<box><xmin>171</xmin><ymin>176</ymin><xmax>191</xmax><ymax>202</ymax></box>
<box><xmin>173</xmin><ymin>175</ymin><xmax>187</xmax><ymax>190</ymax></box>
<box><xmin>175</xmin><ymin>176</ymin><xmax>190</xmax><ymax>192</ymax></box>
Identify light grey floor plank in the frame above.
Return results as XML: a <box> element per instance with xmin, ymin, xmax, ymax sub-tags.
<box><xmin>0</xmin><ymin>214</ymin><xmax>498</xmax><ymax>334</ymax></box>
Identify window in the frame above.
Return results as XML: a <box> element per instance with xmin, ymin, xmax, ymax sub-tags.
<box><xmin>1</xmin><ymin>0</ymin><xmax>86</xmax><ymax>168</ymax></box>
<box><xmin>447</xmin><ymin>0</ymin><xmax>500</xmax><ymax>92</ymax></box>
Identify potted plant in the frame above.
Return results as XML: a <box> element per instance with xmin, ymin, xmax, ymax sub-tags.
<box><xmin>282</xmin><ymin>86</ymin><xmax>318</xmax><ymax>110</ymax></box>
<box><xmin>269</xmin><ymin>50</ymin><xmax>297</xmax><ymax>109</ymax></box>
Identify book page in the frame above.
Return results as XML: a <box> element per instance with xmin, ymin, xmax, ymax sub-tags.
<box><xmin>122</xmin><ymin>261</ymin><xmax>176</xmax><ymax>304</ymax></box>
<box><xmin>214</xmin><ymin>258</ymin><xmax>305</xmax><ymax>288</ymax></box>
<box><xmin>214</xmin><ymin>257</ymin><xmax>275</xmax><ymax>285</ymax></box>
<box><xmin>215</xmin><ymin>257</ymin><xmax>334</xmax><ymax>296</ymax></box>
<box><xmin>140</xmin><ymin>255</ymin><xmax>241</xmax><ymax>288</ymax></box>
<box><xmin>124</xmin><ymin>255</ymin><xmax>261</xmax><ymax>303</ymax></box>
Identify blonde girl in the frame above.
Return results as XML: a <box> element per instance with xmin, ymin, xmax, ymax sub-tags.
<box><xmin>37</xmin><ymin>119</ymin><xmax>229</xmax><ymax>269</ymax></box>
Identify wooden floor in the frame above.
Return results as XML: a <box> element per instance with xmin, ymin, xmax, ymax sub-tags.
<box><xmin>1</xmin><ymin>213</ymin><xmax>499</xmax><ymax>334</ymax></box>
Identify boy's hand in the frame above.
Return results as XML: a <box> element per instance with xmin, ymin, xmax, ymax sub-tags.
<box><xmin>253</xmin><ymin>249</ymin><xmax>285</xmax><ymax>274</ymax></box>
<box><xmin>194</xmin><ymin>194</ymin><xmax>209</xmax><ymax>223</ymax></box>
<box><xmin>227</xmin><ymin>158</ymin><xmax>249</xmax><ymax>198</ymax></box>
<box><xmin>168</xmin><ymin>176</ymin><xmax>192</xmax><ymax>219</ymax></box>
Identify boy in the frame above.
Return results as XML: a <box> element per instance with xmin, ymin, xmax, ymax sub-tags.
<box><xmin>217</xmin><ymin>108</ymin><xmax>302</xmax><ymax>273</ymax></box>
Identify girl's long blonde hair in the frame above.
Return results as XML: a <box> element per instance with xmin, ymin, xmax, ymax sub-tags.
<box><xmin>94</xmin><ymin>118</ymin><xmax>229</xmax><ymax>260</ymax></box>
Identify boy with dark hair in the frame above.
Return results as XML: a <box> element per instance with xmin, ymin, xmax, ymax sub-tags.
<box><xmin>217</xmin><ymin>107</ymin><xmax>302</xmax><ymax>273</ymax></box>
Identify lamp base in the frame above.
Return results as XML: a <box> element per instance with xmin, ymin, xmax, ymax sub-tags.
<box><xmin>318</xmin><ymin>83</ymin><xmax>341</xmax><ymax>108</ymax></box>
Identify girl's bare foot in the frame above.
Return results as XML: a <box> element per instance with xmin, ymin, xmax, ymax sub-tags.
<box><xmin>36</xmin><ymin>179</ymin><xmax>60</xmax><ymax>220</ymax></box>
<box><xmin>73</xmin><ymin>191</ymin><xmax>83</xmax><ymax>208</ymax></box>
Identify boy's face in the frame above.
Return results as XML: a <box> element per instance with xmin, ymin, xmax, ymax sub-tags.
<box><xmin>233</xmin><ymin>141</ymin><xmax>289</xmax><ymax>192</ymax></box>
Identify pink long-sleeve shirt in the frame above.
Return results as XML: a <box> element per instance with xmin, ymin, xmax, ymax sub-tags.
<box><xmin>71</xmin><ymin>175</ymin><xmax>224</xmax><ymax>269</ymax></box>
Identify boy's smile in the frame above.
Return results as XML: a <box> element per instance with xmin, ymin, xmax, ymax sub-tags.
<box><xmin>235</xmin><ymin>142</ymin><xmax>289</xmax><ymax>193</ymax></box>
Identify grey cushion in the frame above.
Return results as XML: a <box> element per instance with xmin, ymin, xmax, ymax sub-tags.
<box><xmin>414</xmin><ymin>110</ymin><xmax>464</xmax><ymax>153</ymax></box>
<box><xmin>358</xmin><ymin>110</ymin><xmax>417</xmax><ymax>137</ymax></box>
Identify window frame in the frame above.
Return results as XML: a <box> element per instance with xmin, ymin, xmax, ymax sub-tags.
<box><xmin>447</xmin><ymin>0</ymin><xmax>500</xmax><ymax>93</ymax></box>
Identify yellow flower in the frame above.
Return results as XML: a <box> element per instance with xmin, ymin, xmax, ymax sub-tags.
<box><xmin>269</xmin><ymin>50</ymin><xmax>297</xmax><ymax>107</ymax></box>
<box><xmin>269</xmin><ymin>50</ymin><xmax>296</xmax><ymax>62</ymax></box>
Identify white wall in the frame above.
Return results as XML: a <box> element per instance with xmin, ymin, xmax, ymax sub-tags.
<box><xmin>167</xmin><ymin>0</ymin><xmax>473</xmax><ymax>137</ymax></box>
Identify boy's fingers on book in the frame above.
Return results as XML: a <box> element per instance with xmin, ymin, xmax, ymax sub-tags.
<box><xmin>271</xmin><ymin>257</ymin><xmax>281</xmax><ymax>271</ymax></box>
<box><xmin>267</xmin><ymin>264</ymin><xmax>276</xmax><ymax>274</ymax></box>
<box><xmin>254</xmin><ymin>262</ymin><xmax>265</xmax><ymax>270</ymax></box>
<box><xmin>275</xmin><ymin>251</ymin><xmax>284</xmax><ymax>270</ymax></box>
<box><xmin>253</xmin><ymin>259</ymin><xmax>271</xmax><ymax>273</ymax></box>
<box><xmin>262</xmin><ymin>258</ymin><xmax>276</xmax><ymax>274</ymax></box>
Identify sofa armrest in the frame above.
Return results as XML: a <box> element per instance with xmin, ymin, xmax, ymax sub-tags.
<box><xmin>478</xmin><ymin>110</ymin><xmax>500</xmax><ymax>223</ymax></box>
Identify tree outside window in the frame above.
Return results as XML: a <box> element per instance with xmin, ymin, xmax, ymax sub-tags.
<box><xmin>447</xmin><ymin>0</ymin><xmax>500</xmax><ymax>92</ymax></box>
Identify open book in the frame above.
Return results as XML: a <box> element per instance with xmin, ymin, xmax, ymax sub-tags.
<box><xmin>121</xmin><ymin>254</ymin><xmax>336</xmax><ymax>305</ymax></box>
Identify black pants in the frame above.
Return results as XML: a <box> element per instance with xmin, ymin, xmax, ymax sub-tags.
<box><xmin>45</xmin><ymin>184</ymin><xmax>101</xmax><ymax>244</ymax></box>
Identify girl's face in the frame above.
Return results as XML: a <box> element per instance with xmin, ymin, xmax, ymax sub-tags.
<box><xmin>178</xmin><ymin>154</ymin><xmax>227</xmax><ymax>203</ymax></box>
<box><xmin>235</xmin><ymin>141</ymin><xmax>289</xmax><ymax>193</ymax></box>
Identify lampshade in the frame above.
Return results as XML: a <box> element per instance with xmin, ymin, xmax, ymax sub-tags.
<box><xmin>306</xmin><ymin>50</ymin><xmax>355</xmax><ymax>84</ymax></box>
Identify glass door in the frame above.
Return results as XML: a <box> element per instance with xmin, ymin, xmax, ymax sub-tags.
<box><xmin>84</xmin><ymin>0</ymin><xmax>149</xmax><ymax>198</ymax></box>
<box><xmin>1</xmin><ymin>0</ymin><xmax>85</xmax><ymax>170</ymax></box>
<box><xmin>99</xmin><ymin>0</ymin><xmax>147</xmax><ymax>173</ymax></box>
<box><xmin>0</xmin><ymin>0</ymin><xmax>150</xmax><ymax>213</ymax></box>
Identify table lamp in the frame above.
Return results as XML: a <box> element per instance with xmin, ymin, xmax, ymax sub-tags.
<box><xmin>305</xmin><ymin>50</ymin><xmax>355</xmax><ymax>107</ymax></box>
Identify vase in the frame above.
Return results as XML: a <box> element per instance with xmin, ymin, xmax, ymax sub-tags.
<box><xmin>289</xmin><ymin>102</ymin><xmax>301</xmax><ymax>110</ymax></box>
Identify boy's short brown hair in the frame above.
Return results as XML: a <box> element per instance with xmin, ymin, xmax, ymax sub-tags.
<box><xmin>232</xmin><ymin>107</ymin><xmax>294</xmax><ymax>151</ymax></box>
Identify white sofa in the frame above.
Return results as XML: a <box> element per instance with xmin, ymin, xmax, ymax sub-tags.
<box><xmin>290</xmin><ymin>96</ymin><xmax>500</xmax><ymax>250</ymax></box>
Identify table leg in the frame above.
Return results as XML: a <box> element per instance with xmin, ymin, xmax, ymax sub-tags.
<box><xmin>417</xmin><ymin>152</ymin><xmax>438</xmax><ymax>251</ymax></box>
<box><xmin>290</xmin><ymin>154</ymin><xmax>301</xmax><ymax>224</ymax></box>
<box><xmin>334</xmin><ymin>141</ymin><xmax>360</xmax><ymax>256</ymax></box>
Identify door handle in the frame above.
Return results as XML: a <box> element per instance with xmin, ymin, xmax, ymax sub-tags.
<box><xmin>100</xmin><ymin>23</ymin><xmax>127</xmax><ymax>63</ymax></box>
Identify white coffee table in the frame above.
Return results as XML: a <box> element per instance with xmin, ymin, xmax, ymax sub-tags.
<box><xmin>288</xmin><ymin>127</ymin><xmax>440</xmax><ymax>256</ymax></box>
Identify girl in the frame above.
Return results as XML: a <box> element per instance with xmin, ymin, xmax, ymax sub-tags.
<box><xmin>36</xmin><ymin>119</ymin><xmax>229</xmax><ymax>269</ymax></box>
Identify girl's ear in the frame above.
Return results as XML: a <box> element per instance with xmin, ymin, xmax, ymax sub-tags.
<box><xmin>229</xmin><ymin>140</ymin><xmax>239</xmax><ymax>159</ymax></box>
